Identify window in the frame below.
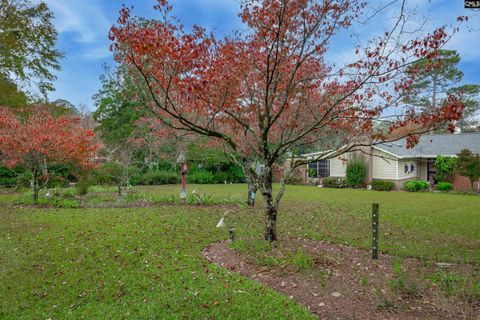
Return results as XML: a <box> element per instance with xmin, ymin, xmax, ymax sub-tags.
<box><xmin>307</xmin><ymin>159</ymin><xmax>330</xmax><ymax>178</ymax></box>
<box><xmin>318</xmin><ymin>159</ymin><xmax>330</xmax><ymax>177</ymax></box>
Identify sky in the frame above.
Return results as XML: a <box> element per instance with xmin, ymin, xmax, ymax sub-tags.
<box><xmin>37</xmin><ymin>0</ymin><xmax>480</xmax><ymax>111</ymax></box>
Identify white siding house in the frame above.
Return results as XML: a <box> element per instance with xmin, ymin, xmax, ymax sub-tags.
<box><xmin>329</xmin><ymin>156</ymin><xmax>347</xmax><ymax>177</ymax></box>
<box><xmin>299</xmin><ymin>133</ymin><xmax>480</xmax><ymax>189</ymax></box>
<box><xmin>372</xmin><ymin>149</ymin><xmax>397</xmax><ymax>180</ymax></box>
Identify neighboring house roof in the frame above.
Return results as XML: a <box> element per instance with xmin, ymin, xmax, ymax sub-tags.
<box><xmin>374</xmin><ymin>133</ymin><xmax>480</xmax><ymax>159</ymax></box>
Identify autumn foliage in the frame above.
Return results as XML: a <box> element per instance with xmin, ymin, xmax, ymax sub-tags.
<box><xmin>0</xmin><ymin>107</ymin><xmax>98</xmax><ymax>202</ymax></box>
<box><xmin>110</xmin><ymin>0</ymin><xmax>465</xmax><ymax>241</ymax></box>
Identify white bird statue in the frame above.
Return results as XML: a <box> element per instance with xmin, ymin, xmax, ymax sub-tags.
<box><xmin>216</xmin><ymin>209</ymin><xmax>233</xmax><ymax>228</ymax></box>
<box><xmin>216</xmin><ymin>217</ymin><xmax>225</xmax><ymax>228</ymax></box>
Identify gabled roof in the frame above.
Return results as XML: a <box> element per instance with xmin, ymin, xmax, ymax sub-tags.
<box><xmin>374</xmin><ymin>133</ymin><xmax>480</xmax><ymax>159</ymax></box>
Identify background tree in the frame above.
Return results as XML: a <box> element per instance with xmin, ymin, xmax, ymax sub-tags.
<box><xmin>0</xmin><ymin>0</ymin><xmax>63</xmax><ymax>96</ymax></box>
<box><xmin>93</xmin><ymin>66</ymin><xmax>154</xmax><ymax>194</ymax></box>
<box><xmin>0</xmin><ymin>106</ymin><xmax>98</xmax><ymax>202</ymax></box>
<box><xmin>110</xmin><ymin>0</ymin><xmax>464</xmax><ymax>241</ymax></box>
<box><xmin>405</xmin><ymin>50</ymin><xmax>479</xmax><ymax>131</ymax></box>
<box><xmin>448</xmin><ymin>84</ymin><xmax>480</xmax><ymax>131</ymax></box>
<box><xmin>93</xmin><ymin>66</ymin><xmax>142</xmax><ymax>146</ymax></box>
<box><xmin>0</xmin><ymin>74</ymin><xmax>29</xmax><ymax>108</ymax></box>
<box><xmin>455</xmin><ymin>149</ymin><xmax>480</xmax><ymax>190</ymax></box>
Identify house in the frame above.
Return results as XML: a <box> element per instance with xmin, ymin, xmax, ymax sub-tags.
<box><xmin>293</xmin><ymin>133</ymin><xmax>480</xmax><ymax>191</ymax></box>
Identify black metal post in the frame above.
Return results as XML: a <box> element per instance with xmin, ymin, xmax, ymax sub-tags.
<box><xmin>372</xmin><ymin>203</ymin><xmax>379</xmax><ymax>259</ymax></box>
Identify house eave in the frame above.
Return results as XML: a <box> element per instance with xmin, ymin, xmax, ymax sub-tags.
<box><xmin>398</xmin><ymin>154</ymin><xmax>458</xmax><ymax>159</ymax></box>
<box><xmin>372</xmin><ymin>145</ymin><xmax>459</xmax><ymax>159</ymax></box>
<box><xmin>371</xmin><ymin>145</ymin><xmax>401</xmax><ymax>159</ymax></box>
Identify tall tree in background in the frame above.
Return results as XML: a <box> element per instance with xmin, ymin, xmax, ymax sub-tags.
<box><xmin>448</xmin><ymin>84</ymin><xmax>480</xmax><ymax>131</ymax></box>
<box><xmin>110</xmin><ymin>0</ymin><xmax>465</xmax><ymax>241</ymax></box>
<box><xmin>405</xmin><ymin>50</ymin><xmax>479</xmax><ymax>131</ymax></box>
<box><xmin>0</xmin><ymin>107</ymin><xmax>98</xmax><ymax>202</ymax></box>
<box><xmin>0</xmin><ymin>0</ymin><xmax>63</xmax><ymax>97</ymax></box>
<box><xmin>94</xmin><ymin>66</ymin><xmax>187</xmax><ymax>169</ymax></box>
<box><xmin>93</xmin><ymin>66</ymin><xmax>142</xmax><ymax>146</ymax></box>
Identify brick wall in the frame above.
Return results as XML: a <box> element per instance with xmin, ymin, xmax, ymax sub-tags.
<box><xmin>297</xmin><ymin>166</ymin><xmax>307</xmax><ymax>183</ymax></box>
<box><xmin>273</xmin><ymin>164</ymin><xmax>308</xmax><ymax>183</ymax></box>
<box><xmin>453</xmin><ymin>174</ymin><xmax>480</xmax><ymax>192</ymax></box>
<box><xmin>273</xmin><ymin>166</ymin><xmax>283</xmax><ymax>183</ymax></box>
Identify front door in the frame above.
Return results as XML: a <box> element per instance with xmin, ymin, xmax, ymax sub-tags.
<box><xmin>427</xmin><ymin>159</ymin><xmax>436</xmax><ymax>184</ymax></box>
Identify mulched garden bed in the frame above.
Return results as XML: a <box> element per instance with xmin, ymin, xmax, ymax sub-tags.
<box><xmin>203</xmin><ymin>238</ymin><xmax>479</xmax><ymax>320</ymax></box>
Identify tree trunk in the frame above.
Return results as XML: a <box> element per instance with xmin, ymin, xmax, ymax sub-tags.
<box><xmin>261</xmin><ymin>167</ymin><xmax>277</xmax><ymax>242</ymax></box>
<box><xmin>264</xmin><ymin>197</ymin><xmax>278</xmax><ymax>242</ymax></box>
<box><xmin>31</xmin><ymin>175</ymin><xmax>39</xmax><ymax>204</ymax></box>
<box><xmin>247</xmin><ymin>183</ymin><xmax>257</xmax><ymax>207</ymax></box>
<box><xmin>118</xmin><ymin>183</ymin><xmax>123</xmax><ymax>197</ymax></box>
<box><xmin>32</xmin><ymin>177</ymin><xmax>39</xmax><ymax>204</ymax></box>
<box><xmin>242</xmin><ymin>165</ymin><xmax>258</xmax><ymax>207</ymax></box>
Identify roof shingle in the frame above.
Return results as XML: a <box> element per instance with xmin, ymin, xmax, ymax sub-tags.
<box><xmin>374</xmin><ymin>133</ymin><xmax>480</xmax><ymax>158</ymax></box>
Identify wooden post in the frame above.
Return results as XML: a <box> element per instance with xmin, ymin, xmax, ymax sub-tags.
<box><xmin>372</xmin><ymin>203</ymin><xmax>379</xmax><ymax>259</ymax></box>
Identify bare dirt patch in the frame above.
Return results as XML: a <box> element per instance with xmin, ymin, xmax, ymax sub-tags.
<box><xmin>203</xmin><ymin>238</ymin><xmax>479</xmax><ymax>320</ymax></box>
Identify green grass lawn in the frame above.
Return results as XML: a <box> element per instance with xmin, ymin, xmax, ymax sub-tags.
<box><xmin>1</xmin><ymin>184</ymin><xmax>479</xmax><ymax>319</ymax></box>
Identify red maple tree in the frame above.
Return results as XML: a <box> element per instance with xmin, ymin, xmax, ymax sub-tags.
<box><xmin>110</xmin><ymin>0</ymin><xmax>465</xmax><ymax>241</ymax></box>
<box><xmin>0</xmin><ymin>107</ymin><xmax>99</xmax><ymax>202</ymax></box>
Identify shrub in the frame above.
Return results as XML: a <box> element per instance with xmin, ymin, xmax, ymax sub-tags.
<box><xmin>14</xmin><ymin>190</ymin><xmax>80</xmax><ymax>208</ymax></box>
<box><xmin>403</xmin><ymin>180</ymin><xmax>429</xmax><ymax>192</ymax></box>
<box><xmin>93</xmin><ymin>162</ymin><xmax>123</xmax><ymax>185</ymax></box>
<box><xmin>187</xmin><ymin>191</ymin><xmax>214</xmax><ymax>205</ymax></box>
<box><xmin>286</xmin><ymin>174</ymin><xmax>304</xmax><ymax>185</ymax></box>
<box><xmin>225</xmin><ymin>165</ymin><xmax>245</xmax><ymax>183</ymax></box>
<box><xmin>75</xmin><ymin>172</ymin><xmax>93</xmax><ymax>195</ymax></box>
<box><xmin>48</xmin><ymin>163</ymin><xmax>77</xmax><ymax>182</ymax></box>
<box><xmin>138</xmin><ymin>170</ymin><xmax>179</xmax><ymax>185</ymax></box>
<box><xmin>455</xmin><ymin>149</ymin><xmax>480</xmax><ymax>190</ymax></box>
<box><xmin>436</xmin><ymin>182</ymin><xmax>453</xmax><ymax>192</ymax></box>
<box><xmin>285</xmin><ymin>249</ymin><xmax>315</xmax><ymax>271</ymax></box>
<box><xmin>371</xmin><ymin>180</ymin><xmax>395</xmax><ymax>191</ymax></box>
<box><xmin>308</xmin><ymin>168</ymin><xmax>317</xmax><ymax>178</ymax></box>
<box><xmin>62</xmin><ymin>188</ymin><xmax>77</xmax><ymax>199</ymax></box>
<box><xmin>45</xmin><ymin>174</ymin><xmax>69</xmax><ymax>188</ymax></box>
<box><xmin>322</xmin><ymin>177</ymin><xmax>346</xmax><ymax>188</ymax></box>
<box><xmin>16</xmin><ymin>171</ymin><xmax>32</xmax><ymax>188</ymax></box>
<box><xmin>0</xmin><ymin>166</ymin><xmax>21</xmax><ymax>187</ymax></box>
<box><xmin>346</xmin><ymin>158</ymin><xmax>367</xmax><ymax>188</ymax></box>
<box><xmin>212</xmin><ymin>171</ymin><xmax>230</xmax><ymax>184</ymax></box>
<box><xmin>187</xmin><ymin>171</ymin><xmax>214</xmax><ymax>184</ymax></box>
<box><xmin>435</xmin><ymin>156</ymin><xmax>457</xmax><ymax>182</ymax></box>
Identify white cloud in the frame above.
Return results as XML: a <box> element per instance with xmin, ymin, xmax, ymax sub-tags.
<box><xmin>39</xmin><ymin>0</ymin><xmax>111</xmax><ymax>44</ymax></box>
<box><xmin>80</xmin><ymin>45</ymin><xmax>111</xmax><ymax>60</ymax></box>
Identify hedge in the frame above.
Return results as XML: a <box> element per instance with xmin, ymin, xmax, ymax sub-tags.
<box><xmin>0</xmin><ymin>166</ymin><xmax>19</xmax><ymax>187</ymax></box>
<box><xmin>136</xmin><ymin>170</ymin><xmax>179</xmax><ymax>185</ymax></box>
<box><xmin>371</xmin><ymin>180</ymin><xmax>395</xmax><ymax>191</ymax></box>
<box><xmin>436</xmin><ymin>182</ymin><xmax>453</xmax><ymax>192</ymax></box>
<box><xmin>403</xmin><ymin>180</ymin><xmax>429</xmax><ymax>192</ymax></box>
<box><xmin>187</xmin><ymin>171</ymin><xmax>215</xmax><ymax>184</ymax></box>
<box><xmin>322</xmin><ymin>177</ymin><xmax>347</xmax><ymax>188</ymax></box>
